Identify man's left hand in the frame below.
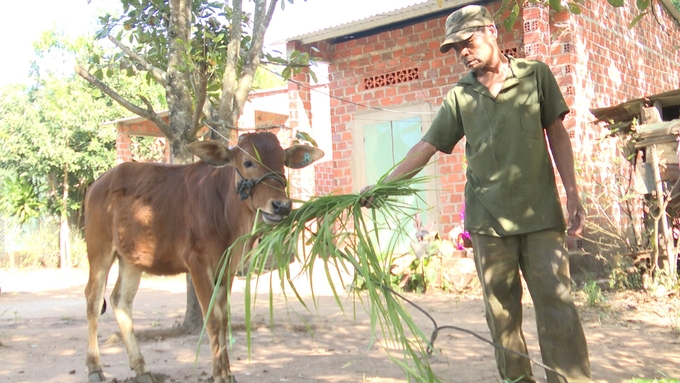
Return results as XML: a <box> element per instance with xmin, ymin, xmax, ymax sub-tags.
<box><xmin>567</xmin><ymin>197</ymin><xmax>586</xmax><ymax>236</ymax></box>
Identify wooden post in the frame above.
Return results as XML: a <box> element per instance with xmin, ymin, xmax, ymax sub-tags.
<box><xmin>650</xmin><ymin>145</ymin><xmax>674</xmax><ymax>274</ymax></box>
<box><xmin>673</xmin><ymin>138</ymin><xmax>680</xmax><ymax>277</ymax></box>
<box><xmin>643</xmin><ymin>103</ymin><xmax>677</xmax><ymax>277</ymax></box>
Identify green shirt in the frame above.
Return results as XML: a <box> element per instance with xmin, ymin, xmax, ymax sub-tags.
<box><xmin>422</xmin><ymin>58</ymin><xmax>569</xmax><ymax>237</ymax></box>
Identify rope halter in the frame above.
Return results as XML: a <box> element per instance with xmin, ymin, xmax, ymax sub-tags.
<box><xmin>235</xmin><ymin>170</ymin><xmax>287</xmax><ymax>201</ymax></box>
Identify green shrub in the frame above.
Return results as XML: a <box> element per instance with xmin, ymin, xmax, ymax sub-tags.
<box><xmin>582</xmin><ymin>280</ymin><xmax>604</xmax><ymax>306</ymax></box>
<box><xmin>608</xmin><ymin>255</ymin><xmax>643</xmax><ymax>291</ymax></box>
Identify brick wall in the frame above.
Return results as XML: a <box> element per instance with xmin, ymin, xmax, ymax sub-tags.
<box><xmin>556</xmin><ymin>0</ymin><xmax>680</xmax><ymax>237</ymax></box>
<box><xmin>116</xmin><ymin>121</ymin><xmax>167</xmax><ymax>164</ymax></box>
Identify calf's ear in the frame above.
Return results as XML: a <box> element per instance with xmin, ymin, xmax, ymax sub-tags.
<box><xmin>284</xmin><ymin>145</ymin><xmax>325</xmax><ymax>169</ymax></box>
<box><xmin>188</xmin><ymin>141</ymin><xmax>234</xmax><ymax>166</ymax></box>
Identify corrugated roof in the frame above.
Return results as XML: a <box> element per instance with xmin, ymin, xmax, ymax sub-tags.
<box><xmin>590</xmin><ymin>88</ymin><xmax>680</xmax><ymax>124</ymax></box>
<box><xmin>276</xmin><ymin>0</ymin><xmax>475</xmax><ymax>45</ymax></box>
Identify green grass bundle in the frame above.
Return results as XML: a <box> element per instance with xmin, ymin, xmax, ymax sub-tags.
<box><xmin>207</xmin><ymin>175</ymin><xmax>440</xmax><ymax>383</ymax></box>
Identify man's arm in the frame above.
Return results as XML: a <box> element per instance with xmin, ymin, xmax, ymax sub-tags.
<box><xmin>545</xmin><ymin>117</ymin><xmax>586</xmax><ymax>236</ymax></box>
<box><xmin>384</xmin><ymin>140</ymin><xmax>439</xmax><ymax>182</ymax></box>
<box><xmin>360</xmin><ymin>140</ymin><xmax>438</xmax><ymax>207</ymax></box>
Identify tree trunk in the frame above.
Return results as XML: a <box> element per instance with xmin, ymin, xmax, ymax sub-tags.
<box><xmin>180</xmin><ymin>274</ymin><xmax>204</xmax><ymax>333</ymax></box>
<box><xmin>163</xmin><ymin>0</ymin><xmax>204</xmax><ymax>333</ymax></box>
<box><xmin>173</xmin><ymin>146</ymin><xmax>203</xmax><ymax>332</ymax></box>
<box><xmin>175</xmin><ymin>148</ymin><xmax>203</xmax><ymax>332</ymax></box>
<box><xmin>170</xmin><ymin>141</ymin><xmax>204</xmax><ymax>332</ymax></box>
<box><xmin>60</xmin><ymin>163</ymin><xmax>71</xmax><ymax>269</ymax></box>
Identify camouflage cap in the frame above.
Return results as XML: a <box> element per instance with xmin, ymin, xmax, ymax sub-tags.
<box><xmin>440</xmin><ymin>5</ymin><xmax>495</xmax><ymax>53</ymax></box>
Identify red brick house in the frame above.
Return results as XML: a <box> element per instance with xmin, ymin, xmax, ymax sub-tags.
<box><xmin>282</xmin><ymin>0</ymin><xmax>680</xmax><ymax>239</ymax></box>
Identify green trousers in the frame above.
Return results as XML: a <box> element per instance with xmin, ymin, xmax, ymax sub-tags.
<box><xmin>470</xmin><ymin>229</ymin><xmax>592</xmax><ymax>383</ymax></box>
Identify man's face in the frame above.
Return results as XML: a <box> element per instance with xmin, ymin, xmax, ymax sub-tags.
<box><xmin>450</xmin><ymin>25</ymin><xmax>497</xmax><ymax>73</ymax></box>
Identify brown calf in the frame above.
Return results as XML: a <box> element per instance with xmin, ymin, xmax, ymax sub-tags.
<box><xmin>84</xmin><ymin>132</ymin><xmax>323</xmax><ymax>383</ymax></box>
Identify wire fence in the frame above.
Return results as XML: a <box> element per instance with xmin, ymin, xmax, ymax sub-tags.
<box><xmin>0</xmin><ymin>216</ymin><xmax>87</xmax><ymax>269</ymax></box>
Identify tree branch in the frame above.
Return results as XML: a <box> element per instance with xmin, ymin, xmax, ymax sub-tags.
<box><xmin>190</xmin><ymin>64</ymin><xmax>208</xmax><ymax>139</ymax></box>
<box><xmin>138</xmin><ymin>94</ymin><xmax>156</xmax><ymax>113</ymax></box>
<box><xmin>107</xmin><ymin>35</ymin><xmax>168</xmax><ymax>87</ymax></box>
<box><xmin>75</xmin><ymin>65</ymin><xmax>168</xmax><ymax>132</ymax></box>
<box><xmin>167</xmin><ymin>0</ymin><xmax>196</xmax><ymax>149</ymax></box>
<box><xmin>217</xmin><ymin>0</ymin><xmax>243</xmax><ymax>135</ymax></box>
<box><xmin>232</xmin><ymin>0</ymin><xmax>278</xmax><ymax>122</ymax></box>
<box><xmin>259</xmin><ymin>61</ymin><xmax>310</xmax><ymax>68</ymax></box>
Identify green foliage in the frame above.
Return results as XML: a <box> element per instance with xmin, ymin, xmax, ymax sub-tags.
<box><xmin>672</xmin><ymin>0</ymin><xmax>680</xmax><ymax>11</ymax></box>
<box><xmin>627</xmin><ymin>378</ymin><xmax>680</xmax><ymax>383</ymax></box>
<box><xmin>389</xmin><ymin>233</ymin><xmax>456</xmax><ymax>293</ymax></box>
<box><xmin>403</xmin><ymin>257</ymin><xmax>438</xmax><ymax>293</ymax></box>
<box><xmin>608</xmin><ymin>255</ymin><xmax>643</xmax><ymax>290</ymax></box>
<box><xmin>130</xmin><ymin>136</ymin><xmax>167</xmax><ymax>163</ymax></box>
<box><xmin>0</xmin><ymin>175</ymin><xmax>45</xmax><ymax>224</ymax></box>
<box><xmin>252</xmin><ymin>64</ymin><xmax>287</xmax><ymax>90</ymax></box>
<box><xmin>271</xmin><ymin>48</ymin><xmax>320</xmax><ymax>84</ymax></box>
<box><xmin>0</xmin><ymin>30</ymin><xmax>139</xmax><ymax>221</ymax></box>
<box><xmin>582</xmin><ymin>280</ymin><xmax>605</xmax><ymax>306</ymax></box>
<box><xmin>498</xmin><ymin>0</ymin><xmax>658</xmax><ymax>30</ymax></box>
<box><xmin>292</xmin><ymin>131</ymin><xmax>319</xmax><ymax>147</ymax></box>
<box><xmin>94</xmin><ymin>0</ymin><xmax>235</xmax><ymax>97</ymax></box>
<box><xmin>91</xmin><ymin>1</ymin><xmax>314</xmax><ymax>107</ymax></box>
<box><xmin>649</xmin><ymin>268</ymin><xmax>680</xmax><ymax>291</ymax></box>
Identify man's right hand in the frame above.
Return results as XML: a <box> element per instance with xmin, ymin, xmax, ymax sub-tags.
<box><xmin>358</xmin><ymin>140</ymin><xmax>438</xmax><ymax>209</ymax></box>
<box><xmin>359</xmin><ymin>185</ymin><xmax>376</xmax><ymax>208</ymax></box>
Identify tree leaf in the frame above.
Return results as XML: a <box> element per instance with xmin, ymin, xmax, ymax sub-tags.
<box><xmin>281</xmin><ymin>66</ymin><xmax>291</xmax><ymax>80</ymax></box>
<box><xmin>295</xmin><ymin>132</ymin><xmax>318</xmax><ymax>147</ymax></box>
<box><xmin>568</xmin><ymin>3</ymin><xmax>582</xmax><ymax>14</ymax></box>
<box><xmin>511</xmin><ymin>3</ymin><xmax>520</xmax><ymax>19</ymax></box>
<box><xmin>636</xmin><ymin>0</ymin><xmax>650</xmax><ymax>11</ymax></box>
<box><xmin>549</xmin><ymin>0</ymin><xmax>563</xmax><ymax>11</ymax></box>
<box><xmin>628</xmin><ymin>11</ymin><xmax>649</xmax><ymax>28</ymax></box>
<box><xmin>503</xmin><ymin>2</ymin><xmax>520</xmax><ymax>31</ymax></box>
<box><xmin>607</xmin><ymin>0</ymin><xmax>625</xmax><ymax>7</ymax></box>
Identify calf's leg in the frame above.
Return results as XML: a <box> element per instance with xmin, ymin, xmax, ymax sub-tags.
<box><xmin>191</xmin><ymin>269</ymin><xmax>236</xmax><ymax>383</ymax></box>
<box><xmin>110</xmin><ymin>259</ymin><xmax>156</xmax><ymax>383</ymax></box>
<box><xmin>85</xmin><ymin>249</ymin><xmax>116</xmax><ymax>382</ymax></box>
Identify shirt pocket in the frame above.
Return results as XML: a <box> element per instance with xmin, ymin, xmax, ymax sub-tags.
<box><xmin>518</xmin><ymin>103</ymin><xmax>543</xmax><ymax>140</ymax></box>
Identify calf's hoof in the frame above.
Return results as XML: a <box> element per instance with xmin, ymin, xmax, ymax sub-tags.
<box><xmin>88</xmin><ymin>371</ymin><xmax>106</xmax><ymax>382</ymax></box>
<box><xmin>134</xmin><ymin>372</ymin><xmax>158</xmax><ymax>383</ymax></box>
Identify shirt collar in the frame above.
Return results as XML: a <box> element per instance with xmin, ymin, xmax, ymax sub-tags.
<box><xmin>456</xmin><ymin>56</ymin><xmax>534</xmax><ymax>96</ymax></box>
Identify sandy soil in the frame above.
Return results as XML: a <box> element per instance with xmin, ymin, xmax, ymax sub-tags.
<box><xmin>0</xmin><ymin>265</ymin><xmax>679</xmax><ymax>383</ymax></box>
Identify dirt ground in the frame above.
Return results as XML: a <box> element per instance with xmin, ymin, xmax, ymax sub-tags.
<box><xmin>1</xmin><ymin>265</ymin><xmax>679</xmax><ymax>383</ymax></box>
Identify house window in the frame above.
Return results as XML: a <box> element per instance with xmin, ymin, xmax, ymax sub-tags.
<box><xmin>351</xmin><ymin>103</ymin><xmax>437</xmax><ymax>243</ymax></box>
<box><xmin>362</xmin><ymin>116</ymin><xmax>429</xmax><ymax>251</ymax></box>
<box><xmin>363</xmin><ymin>117</ymin><xmax>424</xmax><ymax>184</ymax></box>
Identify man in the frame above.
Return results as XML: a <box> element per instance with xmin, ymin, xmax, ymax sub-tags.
<box><xmin>361</xmin><ymin>5</ymin><xmax>592</xmax><ymax>383</ymax></box>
